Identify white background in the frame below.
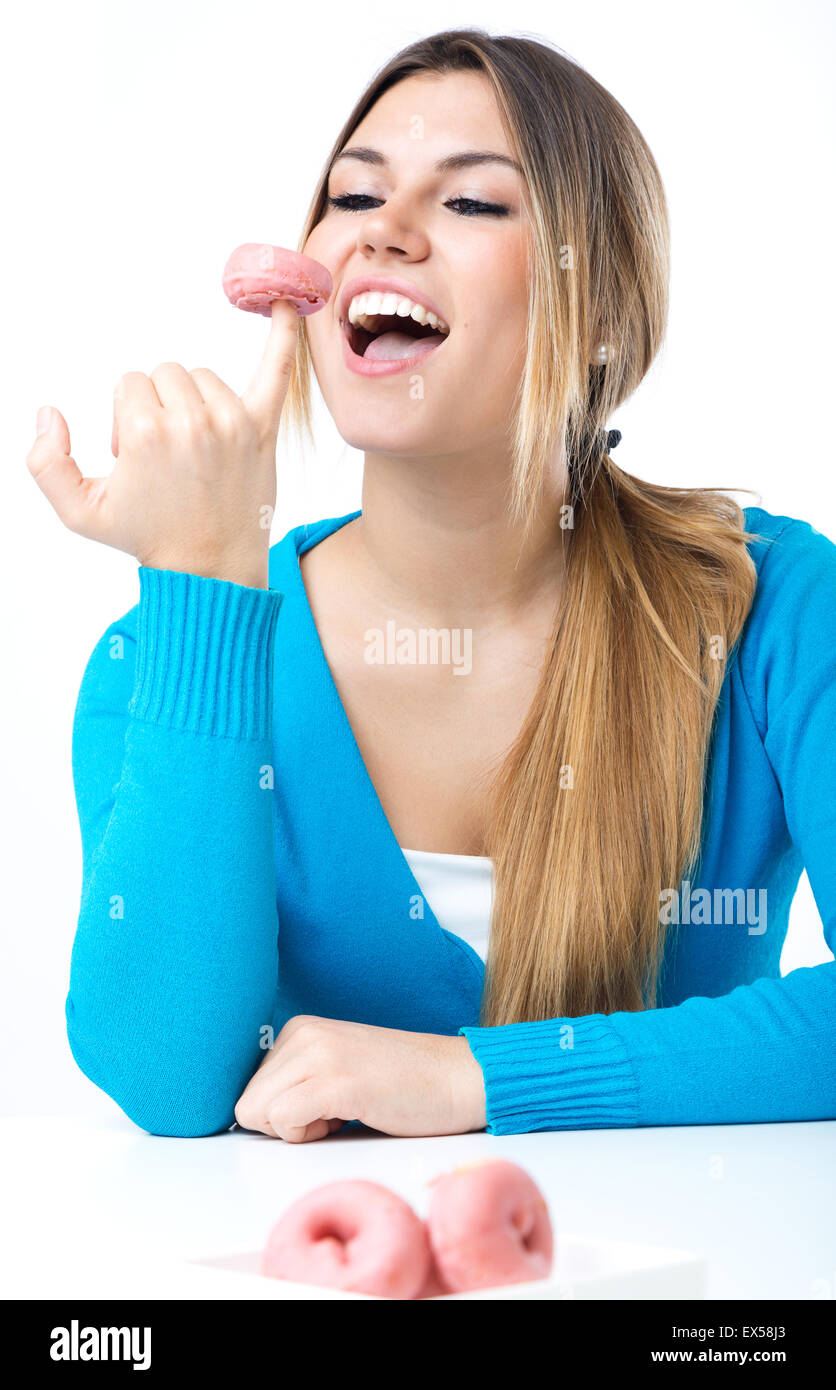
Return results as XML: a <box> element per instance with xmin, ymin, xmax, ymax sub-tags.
<box><xmin>1</xmin><ymin>0</ymin><xmax>834</xmax><ymax>1118</ymax></box>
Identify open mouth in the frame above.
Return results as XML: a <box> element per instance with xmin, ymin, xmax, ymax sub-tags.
<box><xmin>341</xmin><ymin>293</ymin><xmax>450</xmax><ymax>365</ymax></box>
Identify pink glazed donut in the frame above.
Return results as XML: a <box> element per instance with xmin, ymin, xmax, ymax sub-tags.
<box><xmin>222</xmin><ymin>243</ymin><xmax>332</xmax><ymax>317</ymax></box>
<box><xmin>261</xmin><ymin>1180</ymin><xmax>431</xmax><ymax>1299</ymax></box>
<box><xmin>427</xmin><ymin>1159</ymin><xmax>553</xmax><ymax>1293</ymax></box>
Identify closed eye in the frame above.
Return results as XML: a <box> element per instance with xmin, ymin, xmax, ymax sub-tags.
<box><xmin>326</xmin><ymin>193</ymin><xmax>510</xmax><ymax>218</ymax></box>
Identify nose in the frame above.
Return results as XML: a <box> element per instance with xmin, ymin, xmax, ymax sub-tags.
<box><xmin>354</xmin><ymin>194</ymin><xmax>430</xmax><ymax>261</ymax></box>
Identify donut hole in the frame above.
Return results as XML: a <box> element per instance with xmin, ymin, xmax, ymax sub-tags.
<box><xmin>509</xmin><ymin>1206</ymin><xmax>537</xmax><ymax>1251</ymax></box>
<box><xmin>308</xmin><ymin>1216</ymin><xmax>358</xmax><ymax>1262</ymax></box>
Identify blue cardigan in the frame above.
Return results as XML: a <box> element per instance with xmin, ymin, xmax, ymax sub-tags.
<box><xmin>65</xmin><ymin>505</ymin><xmax>836</xmax><ymax>1137</ymax></box>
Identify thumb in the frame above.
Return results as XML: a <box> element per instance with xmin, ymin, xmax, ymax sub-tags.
<box><xmin>26</xmin><ymin>407</ymin><xmax>107</xmax><ymax>540</ymax></box>
<box><xmin>240</xmin><ymin>297</ymin><xmax>300</xmax><ymax>440</ymax></box>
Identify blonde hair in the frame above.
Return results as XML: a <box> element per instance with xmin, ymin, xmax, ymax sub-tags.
<box><xmin>282</xmin><ymin>28</ymin><xmax>764</xmax><ymax>1025</ymax></box>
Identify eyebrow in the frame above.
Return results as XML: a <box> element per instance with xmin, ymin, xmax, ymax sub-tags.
<box><xmin>329</xmin><ymin>146</ymin><xmax>523</xmax><ymax>176</ymax></box>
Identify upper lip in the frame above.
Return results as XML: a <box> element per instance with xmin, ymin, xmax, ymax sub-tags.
<box><xmin>337</xmin><ymin>274</ymin><xmax>449</xmax><ymax>330</ymax></box>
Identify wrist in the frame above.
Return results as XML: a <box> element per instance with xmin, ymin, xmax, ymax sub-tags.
<box><xmin>205</xmin><ymin>565</ymin><xmax>269</xmax><ymax>589</ymax></box>
<box><xmin>451</xmin><ymin>1035</ymin><xmax>487</xmax><ymax>1133</ymax></box>
<box><xmin>138</xmin><ymin>552</ymin><xmax>269</xmax><ymax>589</ymax></box>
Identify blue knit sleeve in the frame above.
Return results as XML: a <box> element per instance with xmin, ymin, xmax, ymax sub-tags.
<box><xmin>460</xmin><ymin>518</ymin><xmax>836</xmax><ymax>1134</ymax></box>
<box><xmin>66</xmin><ymin>566</ymin><xmax>283</xmax><ymax>1137</ymax></box>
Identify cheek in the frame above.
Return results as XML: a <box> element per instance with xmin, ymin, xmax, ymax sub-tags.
<box><xmin>450</xmin><ymin>241</ymin><xmax>528</xmax><ymax>359</ymax></box>
<box><xmin>450</xmin><ymin>300</ymin><xmax>528</xmax><ymax>399</ymax></box>
<box><xmin>302</xmin><ymin>221</ymin><xmax>328</xmax><ymax>259</ymax></box>
<box><xmin>302</xmin><ymin>218</ymin><xmax>354</xmax><ymax>283</ymax></box>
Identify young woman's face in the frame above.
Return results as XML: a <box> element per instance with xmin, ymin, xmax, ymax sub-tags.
<box><xmin>302</xmin><ymin>70</ymin><xmax>530</xmax><ymax>461</ymax></box>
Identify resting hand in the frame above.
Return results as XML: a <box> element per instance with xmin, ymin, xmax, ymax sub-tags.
<box><xmin>234</xmin><ymin>1015</ymin><xmax>487</xmax><ymax>1143</ymax></box>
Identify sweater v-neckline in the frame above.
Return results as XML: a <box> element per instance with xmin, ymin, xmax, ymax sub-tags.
<box><xmin>277</xmin><ymin>509</ymin><xmax>486</xmax><ymax>989</ymax></box>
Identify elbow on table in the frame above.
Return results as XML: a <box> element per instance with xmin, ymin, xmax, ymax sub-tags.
<box><xmin>66</xmin><ymin>1011</ymin><xmax>240</xmax><ymax>1139</ymax></box>
<box><xmin>123</xmin><ymin>1085</ymin><xmax>235</xmax><ymax>1139</ymax></box>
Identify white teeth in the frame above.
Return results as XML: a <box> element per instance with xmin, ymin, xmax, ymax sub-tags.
<box><xmin>346</xmin><ymin>289</ymin><xmax>449</xmax><ymax>334</ymax></box>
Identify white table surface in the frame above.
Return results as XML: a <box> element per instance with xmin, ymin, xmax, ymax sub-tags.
<box><xmin>2</xmin><ymin>1114</ymin><xmax>834</xmax><ymax>1300</ymax></box>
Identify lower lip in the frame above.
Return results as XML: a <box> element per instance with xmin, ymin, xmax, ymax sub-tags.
<box><xmin>339</xmin><ymin>323</ymin><xmax>447</xmax><ymax>377</ymax></box>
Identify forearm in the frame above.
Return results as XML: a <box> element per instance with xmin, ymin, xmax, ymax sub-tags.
<box><xmin>460</xmin><ymin>962</ymin><xmax>836</xmax><ymax>1134</ymax></box>
<box><xmin>67</xmin><ymin>566</ymin><xmax>283</xmax><ymax>1137</ymax></box>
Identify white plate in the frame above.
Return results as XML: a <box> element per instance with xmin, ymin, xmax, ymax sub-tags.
<box><xmin>189</xmin><ymin>1236</ymin><xmax>706</xmax><ymax>1300</ymax></box>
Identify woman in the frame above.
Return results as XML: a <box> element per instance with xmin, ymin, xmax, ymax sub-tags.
<box><xmin>28</xmin><ymin>28</ymin><xmax>836</xmax><ymax>1140</ymax></box>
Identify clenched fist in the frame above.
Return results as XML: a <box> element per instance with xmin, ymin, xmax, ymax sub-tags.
<box><xmin>234</xmin><ymin>1014</ymin><xmax>488</xmax><ymax>1144</ymax></box>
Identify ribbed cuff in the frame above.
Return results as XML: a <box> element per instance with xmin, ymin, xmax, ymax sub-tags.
<box><xmin>129</xmin><ymin>567</ymin><xmax>283</xmax><ymax>739</ymax></box>
<box><xmin>459</xmin><ymin>1016</ymin><xmax>640</xmax><ymax>1135</ymax></box>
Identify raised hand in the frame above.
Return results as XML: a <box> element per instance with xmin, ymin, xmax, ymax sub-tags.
<box><xmin>26</xmin><ymin>297</ymin><xmax>300</xmax><ymax>588</ymax></box>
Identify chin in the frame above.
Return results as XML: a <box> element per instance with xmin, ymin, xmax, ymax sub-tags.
<box><xmin>337</xmin><ymin>428</ymin><xmax>440</xmax><ymax>457</ymax></box>
<box><xmin>328</xmin><ymin>405</ymin><xmax>446</xmax><ymax>457</ymax></box>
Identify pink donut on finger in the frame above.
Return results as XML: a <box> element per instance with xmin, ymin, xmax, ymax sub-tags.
<box><xmin>222</xmin><ymin>243</ymin><xmax>332</xmax><ymax>317</ymax></box>
<box><xmin>428</xmin><ymin>1159</ymin><xmax>553</xmax><ymax>1293</ymax></box>
<box><xmin>261</xmin><ymin>1179</ymin><xmax>431</xmax><ymax>1300</ymax></box>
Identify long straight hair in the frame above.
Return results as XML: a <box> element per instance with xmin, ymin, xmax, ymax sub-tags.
<box><xmin>281</xmin><ymin>28</ymin><xmax>763</xmax><ymax>1024</ymax></box>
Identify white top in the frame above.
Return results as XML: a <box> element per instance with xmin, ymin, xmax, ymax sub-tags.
<box><xmin>401</xmin><ymin>846</ymin><xmax>495</xmax><ymax>962</ymax></box>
